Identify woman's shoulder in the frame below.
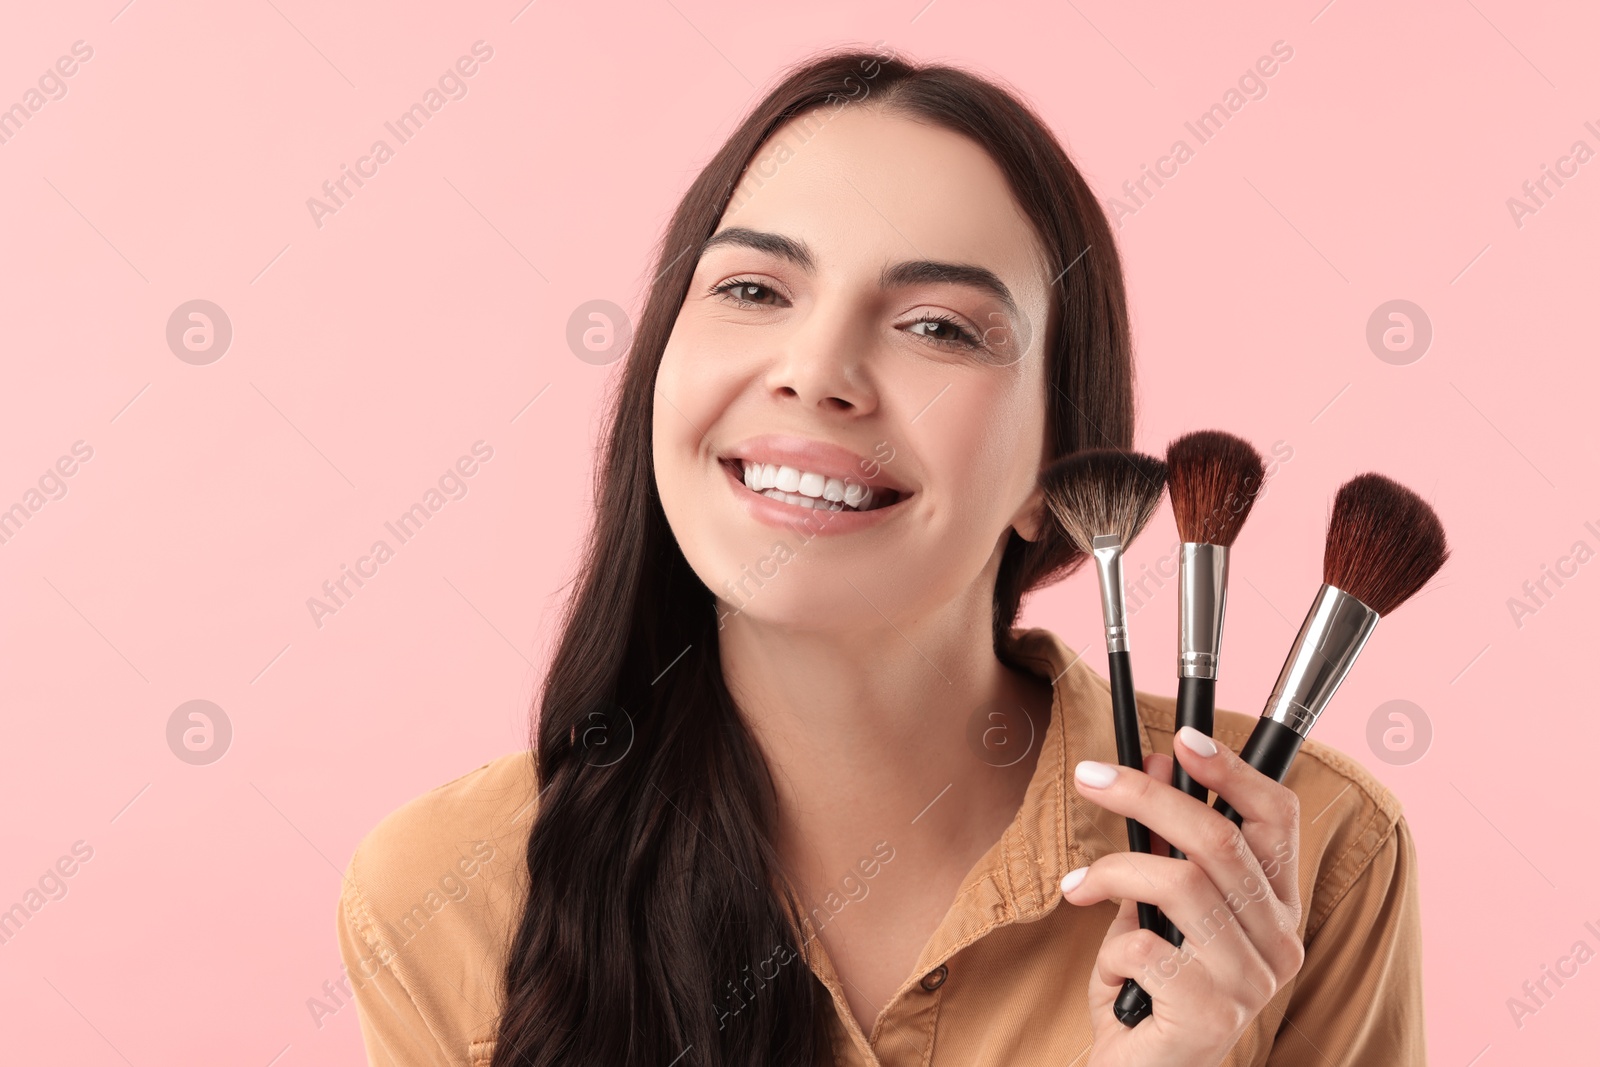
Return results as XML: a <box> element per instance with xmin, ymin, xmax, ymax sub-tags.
<box><xmin>1134</xmin><ymin>689</ymin><xmax>1410</xmax><ymax>940</ymax></box>
<box><xmin>336</xmin><ymin>750</ymin><xmax>539</xmax><ymax>1050</ymax></box>
<box><xmin>342</xmin><ymin>748</ymin><xmax>539</xmax><ymax>931</ymax></box>
<box><xmin>349</xmin><ymin>749</ymin><xmax>540</xmax><ymax>875</ymax></box>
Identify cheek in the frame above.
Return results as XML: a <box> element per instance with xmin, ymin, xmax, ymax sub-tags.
<box><xmin>652</xmin><ymin>340</ymin><xmax>710</xmax><ymax>504</ymax></box>
<box><xmin>652</xmin><ymin>333</ymin><xmax>759</xmax><ymax>576</ymax></box>
<box><xmin>917</xmin><ymin>381</ymin><xmax>1042</xmax><ymax>533</ymax></box>
<box><xmin>656</xmin><ymin>319</ymin><xmax>749</xmax><ymax>428</ymax></box>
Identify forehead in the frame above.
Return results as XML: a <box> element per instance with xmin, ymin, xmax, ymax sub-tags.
<box><xmin>719</xmin><ymin>104</ymin><xmax>1051</xmax><ymax>292</ymax></box>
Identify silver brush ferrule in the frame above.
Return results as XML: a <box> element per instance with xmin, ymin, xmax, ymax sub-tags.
<box><xmin>1091</xmin><ymin>535</ymin><xmax>1130</xmax><ymax>653</ymax></box>
<box><xmin>1178</xmin><ymin>543</ymin><xmax>1230</xmax><ymax>680</ymax></box>
<box><xmin>1263</xmin><ymin>583</ymin><xmax>1381</xmax><ymax>738</ymax></box>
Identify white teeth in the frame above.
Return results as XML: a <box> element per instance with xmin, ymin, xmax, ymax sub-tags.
<box><xmin>760</xmin><ymin>489</ymin><xmax>843</xmax><ymax>511</ymax></box>
<box><xmin>736</xmin><ymin>459</ymin><xmax>892</xmax><ymax>512</ymax></box>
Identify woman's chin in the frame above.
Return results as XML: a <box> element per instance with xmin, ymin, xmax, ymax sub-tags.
<box><xmin>713</xmin><ymin>596</ymin><xmax>887</xmax><ymax>637</ymax></box>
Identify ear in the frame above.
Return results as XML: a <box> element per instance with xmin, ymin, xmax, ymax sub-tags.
<box><xmin>1012</xmin><ymin>481</ymin><xmax>1048</xmax><ymax>543</ymax></box>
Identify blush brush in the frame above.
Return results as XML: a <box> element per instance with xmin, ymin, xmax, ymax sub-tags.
<box><xmin>1211</xmin><ymin>472</ymin><xmax>1448</xmax><ymax>826</ymax></box>
<box><xmin>1040</xmin><ymin>448</ymin><xmax>1169</xmax><ymax>1028</ymax></box>
<box><xmin>1163</xmin><ymin>432</ymin><xmax>1266</xmax><ymax>846</ymax></box>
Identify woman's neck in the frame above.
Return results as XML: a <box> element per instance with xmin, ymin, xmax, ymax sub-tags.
<box><xmin>719</xmin><ymin>603</ymin><xmax>1053</xmax><ymax>917</ymax></box>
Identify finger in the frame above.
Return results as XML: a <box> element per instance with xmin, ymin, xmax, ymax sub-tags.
<box><xmin>1062</xmin><ymin>850</ymin><xmax>1255</xmax><ymax>967</ymax></box>
<box><xmin>1075</xmin><ymin>755</ymin><xmax>1274</xmax><ymax>910</ymax></box>
<box><xmin>1073</xmin><ymin>756</ymin><xmax>1301</xmax><ymax>972</ymax></box>
<box><xmin>1094</xmin><ymin>925</ymin><xmax>1273</xmax><ymax>1043</ymax></box>
<box><xmin>1089</xmin><ymin>895</ymin><xmax>1141</xmax><ymax>990</ymax></box>
<box><xmin>1145</xmin><ymin>750</ymin><xmax>1173</xmax><ymax>786</ymax></box>
<box><xmin>1170</xmin><ymin>725</ymin><xmax>1302</xmax><ymax>911</ymax></box>
<box><xmin>1142</xmin><ymin>752</ymin><xmax>1174</xmax><ymax>858</ymax></box>
<box><xmin>1094</xmin><ymin>923</ymin><xmax>1211</xmax><ymax>1005</ymax></box>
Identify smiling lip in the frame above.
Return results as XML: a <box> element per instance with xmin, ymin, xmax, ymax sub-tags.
<box><xmin>717</xmin><ymin>434</ymin><xmax>913</xmax><ymax>534</ymax></box>
<box><xmin>720</xmin><ymin>460</ymin><xmax>909</xmax><ymax>533</ymax></box>
<box><xmin>718</xmin><ymin>435</ymin><xmax>912</xmax><ymax>495</ymax></box>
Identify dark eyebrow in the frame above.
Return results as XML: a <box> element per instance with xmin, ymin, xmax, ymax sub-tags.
<box><xmin>699</xmin><ymin>227</ymin><xmax>816</xmax><ymax>271</ymax></box>
<box><xmin>880</xmin><ymin>260</ymin><xmax>1019</xmax><ymax>322</ymax></box>
<box><xmin>698</xmin><ymin>226</ymin><xmax>1019</xmax><ymax>320</ymax></box>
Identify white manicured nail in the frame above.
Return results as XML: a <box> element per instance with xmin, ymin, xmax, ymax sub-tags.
<box><xmin>1075</xmin><ymin>760</ymin><xmax>1118</xmax><ymax>788</ymax></box>
<box><xmin>1178</xmin><ymin>726</ymin><xmax>1218</xmax><ymax>757</ymax></box>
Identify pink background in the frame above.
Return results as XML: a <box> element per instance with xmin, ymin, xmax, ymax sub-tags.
<box><xmin>2</xmin><ymin>0</ymin><xmax>1594</xmax><ymax>1062</ymax></box>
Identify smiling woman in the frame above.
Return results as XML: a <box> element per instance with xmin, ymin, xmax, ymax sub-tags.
<box><xmin>336</xmin><ymin>45</ymin><xmax>1425</xmax><ymax>1067</ymax></box>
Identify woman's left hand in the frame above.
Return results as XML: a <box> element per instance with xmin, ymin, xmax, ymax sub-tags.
<box><xmin>1059</xmin><ymin>725</ymin><xmax>1306</xmax><ymax>1067</ymax></box>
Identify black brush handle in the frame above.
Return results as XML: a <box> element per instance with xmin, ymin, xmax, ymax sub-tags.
<box><xmin>1158</xmin><ymin>677</ymin><xmax>1214</xmax><ymax>944</ymax></box>
<box><xmin>1106</xmin><ymin>649</ymin><xmax>1161</xmax><ymax>1027</ymax></box>
<box><xmin>1162</xmin><ymin>717</ymin><xmax>1305</xmax><ymax>956</ymax></box>
<box><xmin>1167</xmin><ymin>676</ymin><xmax>1214</xmax><ymax>855</ymax></box>
<box><xmin>1213</xmin><ymin>716</ymin><xmax>1303</xmax><ymax>824</ymax></box>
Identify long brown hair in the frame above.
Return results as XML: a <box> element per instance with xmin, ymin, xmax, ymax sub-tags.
<box><xmin>491</xmin><ymin>45</ymin><xmax>1134</xmax><ymax>1066</ymax></box>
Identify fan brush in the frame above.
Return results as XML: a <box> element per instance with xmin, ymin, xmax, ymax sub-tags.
<box><xmin>1040</xmin><ymin>448</ymin><xmax>1169</xmax><ymax>1027</ymax></box>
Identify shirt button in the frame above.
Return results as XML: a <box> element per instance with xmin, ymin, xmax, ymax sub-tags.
<box><xmin>920</xmin><ymin>964</ymin><xmax>948</xmax><ymax>991</ymax></box>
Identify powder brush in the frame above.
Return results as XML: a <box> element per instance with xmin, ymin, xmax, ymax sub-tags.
<box><xmin>1211</xmin><ymin>473</ymin><xmax>1448</xmax><ymax>825</ymax></box>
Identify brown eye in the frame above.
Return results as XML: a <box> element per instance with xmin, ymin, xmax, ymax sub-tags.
<box><xmin>710</xmin><ymin>279</ymin><xmax>783</xmax><ymax>306</ymax></box>
<box><xmin>907</xmin><ymin>314</ymin><xmax>981</xmax><ymax>349</ymax></box>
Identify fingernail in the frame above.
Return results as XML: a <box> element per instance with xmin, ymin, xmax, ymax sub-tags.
<box><xmin>1178</xmin><ymin>726</ymin><xmax>1218</xmax><ymax>757</ymax></box>
<box><xmin>1060</xmin><ymin>867</ymin><xmax>1088</xmax><ymax>895</ymax></box>
<box><xmin>1075</xmin><ymin>760</ymin><xmax>1118</xmax><ymax>788</ymax></box>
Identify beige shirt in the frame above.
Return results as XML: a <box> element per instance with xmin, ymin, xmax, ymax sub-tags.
<box><xmin>335</xmin><ymin>627</ymin><xmax>1425</xmax><ymax>1065</ymax></box>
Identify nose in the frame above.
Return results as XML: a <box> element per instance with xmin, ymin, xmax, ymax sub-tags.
<box><xmin>762</xmin><ymin>303</ymin><xmax>878</xmax><ymax>415</ymax></box>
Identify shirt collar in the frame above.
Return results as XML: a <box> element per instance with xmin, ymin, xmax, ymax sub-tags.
<box><xmin>992</xmin><ymin>625</ymin><xmax>1153</xmax><ymax>922</ymax></box>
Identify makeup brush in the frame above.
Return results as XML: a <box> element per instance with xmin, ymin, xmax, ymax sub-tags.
<box><xmin>1111</xmin><ymin>473</ymin><xmax>1446</xmax><ymax>1026</ymax></box>
<box><xmin>1163</xmin><ymin>432</ymin><xmax>1266</xmax><ymax>846</ymax></box>
<box><xmin>1211</xmin><ymin>473</ymin><xmax>1448</xmax><ymax>826</ymax></box>
<box><xmin>1040</xmin><ymin>448</ymin><xmax>1168</xmax><ymax>1028</ymax></box>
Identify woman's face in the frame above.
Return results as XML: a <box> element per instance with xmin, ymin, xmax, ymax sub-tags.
<box><xmin>652</xmin><ymin>104</ymin><xmax>1055</xmax><ymax>635</ymax></box>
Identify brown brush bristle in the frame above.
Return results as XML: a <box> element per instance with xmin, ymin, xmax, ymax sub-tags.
<box><xmin>1039</xmin><ymin>449</ymin><xmax>1168</xmax><ymax>553</ymax></box>
<box><xmin>1322</xmin><ymin>473</ymin><xmax>1449</xmax><ymax>615</ymax></box>
<box><xmin>1165</xmin><ymin>431</ymin><xmax>1267</xmax><ymax>546</ymax></box>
